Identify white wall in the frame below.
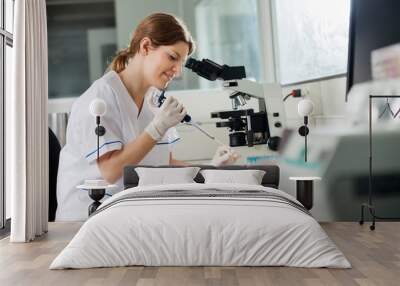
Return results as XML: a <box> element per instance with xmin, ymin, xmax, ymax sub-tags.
<box><xmin>283</xmin><ymin>77</ymin><xmax>347</xmax><ymax>128</ymax></box>
<box><xmin>47</xmin><ymin>52</ymin><xmax>349</xmax><ymax>223</ymax></box>
<box><xmin>48</xmin><ymin>1</ymin><xmax>351</xmax><ymax>221</ymax></box>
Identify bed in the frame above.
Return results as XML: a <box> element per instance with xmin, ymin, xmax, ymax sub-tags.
<box><xmin>50</xmin><ymin>165</ymin><xmax>350</xmax><ymax>269</ymax></box>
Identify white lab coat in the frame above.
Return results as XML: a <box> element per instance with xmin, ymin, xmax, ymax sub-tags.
<box><xmin>56</xmin><ymin>71</ymin><xmax>179</xmax><ymax>221</ymax></box>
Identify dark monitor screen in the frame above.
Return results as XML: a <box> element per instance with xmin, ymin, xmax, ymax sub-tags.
<box><xmin>346</xmin><ymin>0</ymin><xmax>400</xmax><ymax>101</ymax></box>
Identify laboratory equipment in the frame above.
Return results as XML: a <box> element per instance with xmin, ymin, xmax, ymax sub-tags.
<box><xmin>185</xmin><ymin>58</ymin><xmax>286</xmax><ymax>150</ymax></box>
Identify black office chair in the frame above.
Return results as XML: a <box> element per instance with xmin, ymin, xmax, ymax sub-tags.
<box><xmin>49</xmin><ymin>128</ymin><xmax>61</xmax><ymax>221</ymax></box>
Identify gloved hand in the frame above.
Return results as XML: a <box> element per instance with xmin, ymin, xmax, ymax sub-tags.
<box><xmin>145</xmin><ymin>96</ymin><xmax>186</xmax><ymax>141</ymax></box>
<box><xmin>211</xmin><ymin>145</ymin><xmax>239</xmax><ymax>167</ymax></box>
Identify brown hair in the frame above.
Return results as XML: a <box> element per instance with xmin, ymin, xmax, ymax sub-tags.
<box><xmin>109</xmin><ymin>13</ymin><xmax>195</xmax><ymax>73</ymax></box>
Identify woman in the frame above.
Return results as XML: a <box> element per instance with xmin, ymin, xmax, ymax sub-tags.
<box><xmin>56</xmin><ymin>13</ymin><xmax>237</xmax><ymax>221</ymax></box>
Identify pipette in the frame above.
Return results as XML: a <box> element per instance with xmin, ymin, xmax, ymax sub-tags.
<box><xmin>153</xmin><ymin>90</ymin><xmax>225</xmax><ymax>146</ymax></box>
<box><xmin>185</xmin><ymin>121</ymin><xmax>225</xmax><ymax>146</ymax></box>
<box><xmin>186</xmin><ymin>121</ymin><xmax>240</xmax><ymax>160</ymax></box>
<box><xmin>157</xmin><ymin>90</ymin><xmax>192</xmax><ymax>123</ymax></box>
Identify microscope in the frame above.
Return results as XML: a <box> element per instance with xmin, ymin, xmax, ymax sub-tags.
<box><xmin>185</xmin><ymin>58</ymin><xmax>286</xmax><ymax>151</ymax></box>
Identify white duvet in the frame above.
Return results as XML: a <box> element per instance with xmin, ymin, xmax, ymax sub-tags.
<box><xmin>50</xmin><ymin>183</ymin><xmax>351</xmax><ymax>269</ymax></box>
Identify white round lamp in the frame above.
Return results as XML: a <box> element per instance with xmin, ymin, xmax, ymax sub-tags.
<box><xmin>298</xmin><ymin>99</ymin><xmax>314</xmax><ymax>117</ymax></box>
<box><xmin>89</xmin><ymin>98</ymin><xmax>107</xmax><ymax>117</ymax></box>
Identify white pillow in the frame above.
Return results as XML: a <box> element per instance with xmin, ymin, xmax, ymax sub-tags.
<box><xmin>200</xmin><ymin>169</ymin><xmax>266</xmax><ymax>185</ymax></box>
<box><xmin>135</xmin><ymin>167</ymin><xmax>200</xmax><ymax>186</ymax></box>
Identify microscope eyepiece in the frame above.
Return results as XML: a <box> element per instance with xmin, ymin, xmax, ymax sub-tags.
<box><xmin>184</xmin><ymin>58</ymin><xmax>197</xmax><ymax>70</ymax></box>
<box><xmin>185</xmin><ymin>58</ymin><xmax>221</xmax><ymax>81</ymax></box>
<box><xmin>185</xmin><ymin>57</ymin><xmax>246</xmax><ymax>81</ymax></box>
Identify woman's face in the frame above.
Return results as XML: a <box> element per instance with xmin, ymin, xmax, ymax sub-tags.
<box><xmin>143</xmin><ymin>40</ymin><xmax>189</xmax><ymax>89</ymax></box>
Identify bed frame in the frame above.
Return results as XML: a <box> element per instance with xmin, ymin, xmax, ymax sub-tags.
<box><xmin>123</xmin><ymin>165</ymin><xmax>280</xmax><ymax>189</ymax></box>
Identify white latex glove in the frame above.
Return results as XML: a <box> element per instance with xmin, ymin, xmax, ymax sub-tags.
<box><xmin>145</xmin><ymin>96</ymin><xmax>186</xmax><ymax>141</ymax></box>
<box><xmin>211</xmin><ymin>145</ymin><xmax>240</xmax><ymax>167</ymax></box>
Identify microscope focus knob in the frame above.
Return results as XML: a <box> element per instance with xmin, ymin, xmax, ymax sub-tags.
<box><xmin>267</xmin><ymin>136</ymin><xmax>281</xmax><ymax>151</ymax></box>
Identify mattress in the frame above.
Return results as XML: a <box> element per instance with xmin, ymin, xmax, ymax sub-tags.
<box><xmin>50</xmin><ymin>183</ymin><xmax>351</xmax><ymax>269</ymax></box>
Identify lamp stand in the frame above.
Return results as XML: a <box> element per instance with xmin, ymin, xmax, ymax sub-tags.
<box><xmin>298</xmin><ymin>116</ymin><xmax>309</xmax><ymax>162</ymax></box>
<box><xmin>88</xmin><ymin>116</ymin><xmax>106</xmax><ymax>216</ymax></box>
<box><xmin>88</xmin><ymin>188</ymin><xmax>106</xmax><ymax>215</ymax></box>
<box><xmin>304</xmin><ymin>116</ymin><xmax>308</xmax><ymax>162</ymax></box>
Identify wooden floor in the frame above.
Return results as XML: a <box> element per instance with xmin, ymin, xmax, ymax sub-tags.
<box><xmin>0</xmin><ymin>222</ymin><xmax>399</xmax><ymax>286</ymax></box>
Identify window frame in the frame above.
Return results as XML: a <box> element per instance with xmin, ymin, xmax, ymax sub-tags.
<box><xmin>256</xmin><ymin>0</ymin><xmax>276</xmax><ymax>83</ymax></box>
<box><xmin>269</xmin><ymin>0</ymin><xmax>349</xmax><ymax>86</ymax></box>
<box><xmin>0</xmin><ymin>0</ymin><xmax>13</xmax><ymax>234</ymax></box>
